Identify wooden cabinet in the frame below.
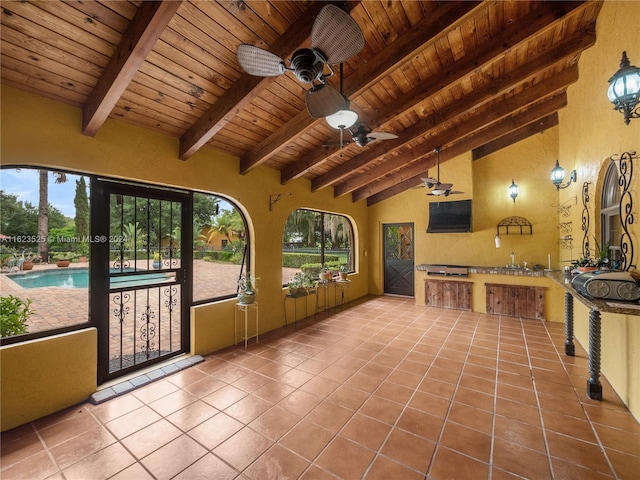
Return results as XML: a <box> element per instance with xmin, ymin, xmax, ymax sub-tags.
<box><xmin>425</xmin><ymin>279</ymin><xmax>472</xmax><ymax>310</ymax></box>
<box><xmin>486</xmin><ymin>283</ymin><xmax>545</xmax><ymax>320</ymax></box>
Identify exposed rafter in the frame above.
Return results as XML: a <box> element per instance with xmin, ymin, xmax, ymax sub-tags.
<box><xmin>83</xmin><ymin>1</ymin><xmax>182</xmax><ymax>136</ymax></box>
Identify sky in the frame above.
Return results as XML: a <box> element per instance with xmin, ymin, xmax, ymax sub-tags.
<box><xmin>1</xmin><ymin>168</ymin><xmax>83</xmax><ymax>218</ymax></box>
<box><xmin>0</xmin><ymin>168</ymin><xmax>233</xmax><ymax>218</ymax></box>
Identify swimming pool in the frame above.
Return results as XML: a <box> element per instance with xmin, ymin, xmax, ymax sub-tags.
<box><xmin>7</xmin><ymin>268</ymin><xmax>171</xmax><ymax>289</ymax></box>
<box><xmin>8</xmin><ymin>268</ymin><xmax>90</xmax><ymax>289</ymax></box>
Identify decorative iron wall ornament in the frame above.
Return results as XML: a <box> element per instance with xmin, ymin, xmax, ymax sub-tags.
<box><xmin>612</xmin><ymin>150</ymin><xmax>637</xmax><ymax>271</ymax></box>
<box><xmin>581</xmin><ymin>182</ymin><xmax>592</xmax><ymax>258</ymax></box>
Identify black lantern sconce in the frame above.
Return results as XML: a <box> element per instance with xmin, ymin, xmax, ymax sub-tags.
<box><xmin>508</xmin><ymin>179</ymin><xmax>519</xmax><ymax>203</ymax></box>
<box><xmin>607</xmin><ymin>51</ymin><xmax>640</xmax><ymax>125</ymax></box>
<box><xmin>550</xmin><ymin>160</ymin><xmax>577</xmax><ymax>190</ymax></box>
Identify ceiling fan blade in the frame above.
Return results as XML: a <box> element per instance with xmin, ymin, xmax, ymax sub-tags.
<box><xmin>305</xmin><ymin>84</ymin><xmax>347</xmax><ymax>118</ymax></box>
<box><xmin>237</xmin><ymin>44</ymin><xmax>285</xmax><ymax>77</ymax></box>
<box><xmin>437</xmin><ymin>183</ymin><xmax>453</xmax><ymax>190</ymax></box>
<box><xmin>311</xmin><ymin>5</ymin><xmax>365</xmax><ymax>64</ymax></box>
<box><xmin>421</xmin><ymin>177</ymin><xmax>438</xmax><ymax>186</ymax></box>
<box><xmin>367</xmin><ymin>132</ymin><xmax>398</xmax><ymax>141</ymax></box>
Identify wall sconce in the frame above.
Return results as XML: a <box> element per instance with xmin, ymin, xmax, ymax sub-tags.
<box><xmin>550</xmin><ymin>160</ymin><xmax>577</xmax><ymax>189</ymax></box>
<box><xmin>607</xmin><ymin>51</ymin><xmax>640</xmax><ymax>125</ymax></box>
<box><xmin>508</xmin><ymin>179</ymin><xmax>519</xmax><ymax>203</ymax></box>
<box><xmin>494</xmin><ymin>234</ymin><xmax>501</xmax><ymax>249</ymax></box>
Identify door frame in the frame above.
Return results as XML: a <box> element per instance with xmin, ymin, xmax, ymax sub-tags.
<box><xmin>382</xmin><ymin>222</ymin><xmax>415</xmax><ymax>297</ymax></box>
<box><xmin>90</xmin><ymin>178</ymin><xmax>193</xmax><ymax>385</ymax></box>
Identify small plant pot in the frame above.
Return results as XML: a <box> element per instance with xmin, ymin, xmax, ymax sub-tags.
<box><xmin>238</xmin><ymin>290</ymin><xmax>255</xmax><ymax>305</ymax></box>
<box><xmin>339</xmin><ymin>272</ymin><xmax>348</xmax><ymax>280</ymax></box>
<box><xmin>153</xmin><ymin>261</ymin><xmax>162</xmax><ymax>269</ymax></box>
<box><xmin>56</xmin><ymin>259</ymin><xmax>70</xmax><ymax>268</ymax></box>
<box><xmin>22</xmin><ymin>261</ymin><xmax>34</xmax><ymax>271</ymax></box>
<box><xmin>577</xmin><ymin>266</ymin><xmax>599</xmax><ymax>273</ymax></box>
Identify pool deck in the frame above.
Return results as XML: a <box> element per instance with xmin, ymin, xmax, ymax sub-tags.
<box><xmin>1</xmin><ymin>261</ymin><xmax>299</xmax><ymax>334</ymax></box>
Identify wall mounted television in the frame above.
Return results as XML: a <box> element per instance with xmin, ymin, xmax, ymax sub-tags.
<box><xmin>427</xmin><ymin>199</ymin><xmax>472</xmax><ymax>233</ymax></box>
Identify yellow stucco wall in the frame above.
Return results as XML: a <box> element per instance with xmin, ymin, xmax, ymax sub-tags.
<box><xmin>0</xmin><ymin>85</ymin><xmax>369</xmax><ymax>429</ymax></box>
<box><xmin>0</xmin><ymin>329</ymin><xmax>97</xmax><ymax>431</ymax></box>
<box><xmin>558</xmin><ymin>0</ymin><xmax>640</xmax><ymax>419</ymax></box>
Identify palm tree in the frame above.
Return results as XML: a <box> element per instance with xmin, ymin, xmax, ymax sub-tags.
<box><xmin>38</xmin><ymin>170</ymin><xmax>67</xmax><ymax>262</ymax></box>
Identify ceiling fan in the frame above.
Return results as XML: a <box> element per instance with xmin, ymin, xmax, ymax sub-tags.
<box><xmin>236</xmin><ymin>4</ymin><xmax>365</xmax><ymax>119</ymax></box>
<box><xmin>422</xmin><ymin>147</ymin><xmax>464</xmax><ymax>197</ymax></box>
<box><xmin>323</xmin><ymin>123</ymin><xmax>398</xmax><ymax>148</ymax></box>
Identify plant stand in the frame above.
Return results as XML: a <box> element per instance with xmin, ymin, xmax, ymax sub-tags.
<box><xmin>235</xmin><ymin>302</ymin><xmax>258</xmax><ymax>348</ymax></box>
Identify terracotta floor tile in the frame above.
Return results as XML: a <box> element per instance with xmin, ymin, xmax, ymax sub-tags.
<box><xmin>380</xmin><ymin>428</ymin><xmax>435</xmax><ymax>472</ymax></box>
<box><xmin>202</xmin><ymin>384</ymin><xmax>248</xmax><ymax>410</ymax></box>
<box><xmin>140</xmin><ymin>434</ymin><xmax>207</xmax><ymax>479</ymax></box>
<box><xmin>224</xmin><ymin>393</ymin><xmax>272</xmax><ymax>424</ymax></box>
<box><xmin>165</xmin><ymin>399</ymin><xmax>218</xmax><ymax>431</ymax></box>
<box><xmin>249</xmin><ymin>405</ymin><xmax>300</xmax><ymax>440</ymax></box>
<box><xmin>314</xmin><ymin>436</ymin><xmax>376</xmax><ymax>479</ymax></box>
<box><xmin>213</xmin><ymin>427</ymin><xmax>271</xmax><ymax>471</ymax></box>
<box><xmin>244</xmin><ymin>444</ymin><xmax>309</xmax><ymax>480</ymax></box>
<box><xmin>428</xmin><ymin>446</ymin><xmax>490</xmax><ymax>480</ymax></box>
<box><xmin>279</xmin><ymin>419</ymin><xmax>334</xmax><ymax>461</ymax></box>
<box><xmin>104</xmin><ymin>406</ymin><xmax>162</xmax><ymax>439</ymax></box>
<box><xmin>6</xmin><ymin>298</ymin><xmax>640</xmax><ymax>480</ymax></box>
<box><xmin>305</xmin><ymin>399</ymin><xmax>354</xmax><ymax>433</ymax></box>
<box><xmin>493</xmin><ymin>415</ymin><xmax>546</xmax><ymax>453</ymax></box>
<box><xmin>279</xmin><ymin>389</ymin><xmax>322</xmax><ymax>417</ymax></box>
<box><xmin>341</xmin><ymin>413</ymin><xmax>392</xmax><ymax>451</ymax></box>
<box><xmin>440</xmin><ymin>421</ymin><xmax>492</xmax><ymax>463</ymax></box>
<box><xmin>48</xmin><ymin>426</ymin><xmax>116</xmax><ymax>469</ymax></box>
<box><xmin>253</xmin><ymin>380</ymin><xmax>296</xmax><ymax>404</ymax></box>
<box><xmin>121</xmin><ymin>419</ymin><xmax>182</xmax><ymax>459</ymax></box>
<box><xmin>492</xmin><ymin>438</ymin><xmax>553</xmax><ymax>479</ymax></box>
<box><xmin>148</xmin><ymin>389</ymin><xmax>199</xmax><ymax>417</ymax></box>
<box><xmin>187</xmin><ymin>412</ymin><xmax>243</xmax><ymax>450</ymax></box>
<box><xmin>363</xmin><ymin>454</ymin><xmax>425</xmax><ymax>480</ymax></box>
<box><xmin>61</xmin><ymin>442</ymin><xmax>136</xmax><ymax>480</ymax></box>
<box><xmin>545</xmin><ymin>430</ymin><xmax>616</xmax><ymax>474</ymax></box>
<box><xmin>396</xmin><ymin>407</ymin><xmax>444</xmax><ymax>442</ymax></box>
<box><xmin>0</xmin><ymin>450</ymin><xmax>58</xmax><ymax>480</ymax></box>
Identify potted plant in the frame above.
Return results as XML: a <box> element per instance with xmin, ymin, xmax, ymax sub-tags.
<box><xmin>319</xmin><ymin>266</ymin><xmax>332</xmax><ymax>282</ymax></box>
<box><xmin>237</xmin><ymin>273</ymin><xmax>257</xmax><ymax>305</ymax></box>
<box><xmin>22</xmin><ymin>253</ymin><xmax>35</xmax><ymax>271</ymax></box>
<box><xmin>287</xmin><ymin>272</ymin><xmax>305</xmax><ymax>297</ymax></box>
<box><xmin>338</xmin><ymin>265</ymin><xmax>349</xmax><ymax>281</ymax></box>
<box><xmin>571</xmin><ymin>240</ymin><xmax>611</xmax><ymax>272</ymax></box>
<box><xmin>152</xmin><ymin>251</ymin><xmax>162</xmax><ymax>269</ymax></box>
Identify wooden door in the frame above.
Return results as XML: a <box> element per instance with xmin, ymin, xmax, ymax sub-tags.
<box><xmin>383</xmin><ymin>223</ymin><xmax>414</xmax><ymax>296</ymax></box>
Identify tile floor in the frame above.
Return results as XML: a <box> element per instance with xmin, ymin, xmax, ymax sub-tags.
<box><xmin>1</xmin><ymin>295</ymin><xmax>639</xmax><ymax>479</ymax></box>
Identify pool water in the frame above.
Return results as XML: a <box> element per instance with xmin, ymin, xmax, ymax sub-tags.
<box><xmin>8</xmin><ymin>268</ymin><xmax>90</xmax><ymax>289</ymax></box>
<box><xmin>7</xmin><ymin>268</ymin><xmax>171</xmax><ymax>289</ymax></box>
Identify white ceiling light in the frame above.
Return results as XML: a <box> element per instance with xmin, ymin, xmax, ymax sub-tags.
<box><xmin>326</xmin><ymin>108</ymin><xmax>358</xmax><ymax>129</ymax></box>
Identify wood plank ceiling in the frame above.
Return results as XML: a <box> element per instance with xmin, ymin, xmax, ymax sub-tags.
<box><xmin>0</xmin><ymin>1</ymin><xmax>603</xmax><ymax>205</ymax></box>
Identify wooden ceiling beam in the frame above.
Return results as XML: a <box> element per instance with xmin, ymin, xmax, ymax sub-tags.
<box><xmin>364</xmin><ymin>96</ymin><xmax>566</xmax><ymax>206</ymax></box>
<box><xmin>179</xmin><ymin>2</ymin><xmax>333</xmax><ymax>161</ymax></box>
<box><xmin>245</xmin><ymin>1</ymin><xmax>482</xmax><ymax>177</ymax></box>
<box><xmin>82</xmin><ymin>1</ymin><xmax>182</xmax><ymax>137</ymax></box>
<box><xmin>311</xmin><ymin>1</ymin><xmax>588</xmax><ymax>192</ymax></box>
<box><xmin>472</xmin><ymin>113</ymin><xmax>559</xmax><ymax>161</ymax></box>
<box><xmin>332</xmin><ymin>31</ymin><xmax>593</xmax><ymax>196</ymax></box>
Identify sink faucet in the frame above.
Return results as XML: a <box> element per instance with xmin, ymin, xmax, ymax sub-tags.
<box><xmin>510</xmin><ymin>251</ymin><xmax>515</xmax><ymax>267</ymax></box>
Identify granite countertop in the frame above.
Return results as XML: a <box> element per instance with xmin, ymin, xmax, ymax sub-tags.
<box><xmin>545</xmin><ymin>271</ymin><xmax>640</xmax><ymax>316</ymax></box>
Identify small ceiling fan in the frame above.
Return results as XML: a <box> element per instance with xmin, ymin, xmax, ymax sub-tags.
<box><xmin>236</xmin><ymin>4</ymin><xmax>365</xmax><ymax>119</ymax></box>
<box><xmin>323</xmin><ymin>123</ymin><xmax>398</xmax><ymax>148</ymax></box>
<box><xmin>422</xmin><ymin>147</ymin><xmax>464</xmax><ymax>197</ymax></box>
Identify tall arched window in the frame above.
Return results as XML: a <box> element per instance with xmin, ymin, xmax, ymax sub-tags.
<box><xmin>282</xmin><ymin>209</ymin><xmax>354</xmax><ymax>284</ymax></box>
<box><xmin>600</xmin><ymin>161</ymin><xmax>621</xmax><ymax>267</ymax></box>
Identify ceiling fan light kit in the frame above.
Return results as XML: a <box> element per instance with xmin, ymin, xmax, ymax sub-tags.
<box><xmin>236</xmin><ymin>5</ymin><xmax>364</xmax><ymax>120</ymax></box>
<box><xmin>326</xmin><ymin>109</ymin><xmax>359</xmax><ymax>129</ymax></box>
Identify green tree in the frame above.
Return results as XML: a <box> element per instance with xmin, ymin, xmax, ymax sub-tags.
<box><xmin>38</xmin><ymin>170</ymin><xmax>67</xmax><ymax>262</ymax></box>
<box><xmin>74</xmin><ymin>176</ymin><xmax>89</xmax><ymax>242</ymax></box>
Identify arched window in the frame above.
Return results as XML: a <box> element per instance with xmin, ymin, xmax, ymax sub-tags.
<box><xmin>282</xmin><ymin>209</ymin><xmax>354</xmax><ymax>284</ymax></box>
<box><xmin>600</xmin><ymin>161</ymin><xmax>621</xmax><ymax>267</ymax></box>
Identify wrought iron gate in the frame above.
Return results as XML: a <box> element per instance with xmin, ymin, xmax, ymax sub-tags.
<box><xmin>91</xmin><ymin>180</ymin><xmax>192</xmax><ymax>384</ymax></box>
<box><xmin>383</xmin><ymin>223</ymin><xmax>414</xmax><ymax>296</ymax></box>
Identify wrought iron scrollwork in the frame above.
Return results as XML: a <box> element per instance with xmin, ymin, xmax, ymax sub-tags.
<box><xmin>581</xmin><ymin>182</ymin><xmax>591</xmax><ymax>258</ymax></box>
<box><xmin>140</xmin><ymin>304</ymin><xmax>157</xmax><ymax>353</ymax></box>
<box><xmin>611</xmin><ymin>151</ymin><xmax>637</xmax><ymax>271</ymax></box>
<box><xmin>163</xmin><ymin>285</ymin><xmax>178</xmax><ymax>313</ymax></box>
<box><xmin>112</xmin><ymin>292</ymin><xmax>131</xmax><ymax>323</ymax></box>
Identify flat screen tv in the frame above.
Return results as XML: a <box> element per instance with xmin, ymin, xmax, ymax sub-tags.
<box><xmin>427</xmin><ymin>199</ymin><xmax>472</xmax><ymax>233</ymax></box>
